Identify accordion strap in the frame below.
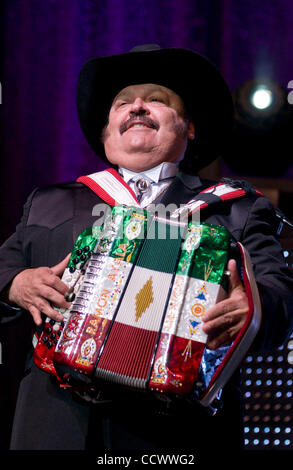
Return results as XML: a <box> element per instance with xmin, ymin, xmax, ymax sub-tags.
<box><xmin>77</xmin><ymin>168</ymin><xmax>140</xmax><ymax>207</ymax></box>
<box><xmin>77</xmin><ymin>168</ymin><xmax>263</xmax><ymax>216</ymax></box>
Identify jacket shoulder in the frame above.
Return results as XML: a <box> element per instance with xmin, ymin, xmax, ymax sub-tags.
<box><xmin>32</xmin><ymin>181</ymin><xmax>86</xmax><ymax>196</ymax></box>
<box><xmin>26</xmin><ymin>181</ymin><xmax>97</xmax><ymax>228</ymax></box>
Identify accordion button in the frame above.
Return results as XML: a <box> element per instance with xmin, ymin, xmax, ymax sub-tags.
<box><xmin>73</xmin><ymin>258</ymin><xmax>79</xmax><ymax>265</ymax></box>
<box><xmin>42</xmin><ymin>335</ymin><xmax>49</xmax><ymax>343</ymax></box>
<box><xmin>49</xmin><ymin>319</ymin><xmax>55</xmax><ymax>325</ymax></box>
<box><xmin>80</xmin><ymin>263</ymin><xmax>86</xmax><ymax>272</ymax></box>
<box><xmin>76</xmin><ymin>249</ymin><xmax>82</xmax><ymax>256</ymax></box>
<box><xmin>83</xmin><ymin>246</ymin><xmax>90</xmax><ymax>252</ymax></box>
<box><xmin>47</xmin><ymin>342</ymin><xmax>53</xmax><ymax>349</ymax></box>
<box><xmin>69</xmin><ymin>266</ymin><xmax>76</xmax><ymax>273</ymax></box>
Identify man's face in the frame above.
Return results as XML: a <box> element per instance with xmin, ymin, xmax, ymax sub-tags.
<box><xmin>102</xmin><ymin>83</ymin><xmax>194</xmax><ymax>172</ymax></box>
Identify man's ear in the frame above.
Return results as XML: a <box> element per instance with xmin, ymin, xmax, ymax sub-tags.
<box><xmin>187</xmin><ymin>120</ymin><xmax>195</xmax><ymax>140</ymax></box>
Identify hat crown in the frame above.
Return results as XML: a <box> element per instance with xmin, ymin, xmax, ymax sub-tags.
<box><xmin>129</xmin><ymin>44</ymin><xmax>161</xmax><ymax>53</ymax></box>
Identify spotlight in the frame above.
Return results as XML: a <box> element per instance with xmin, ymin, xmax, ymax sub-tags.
<box><xmin>233</xmin><ymin>79</ymin><xmax>285</xmax><ymax>122</ymax></box>
<box><xmin>250</xmin><ymin>86</ymin><xmax>273</xmax><ymax>110</ymax></box>
<box><xmin>222</xmin><ymin>78</ymin><xmax>293</xmax><ymax>177</ymax></box>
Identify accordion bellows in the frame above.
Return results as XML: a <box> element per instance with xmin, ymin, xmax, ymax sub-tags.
<box><xmin>34</xmin><ymin>205</ymin><xmax>262</xmax><ymax>408</ymax></box>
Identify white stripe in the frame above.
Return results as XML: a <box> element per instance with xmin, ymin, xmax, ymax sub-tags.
<box><xmin>204</xmin><ymin>184</ymin><xmax>241</xmax><ymax>197</ymax></box>
<box><xmin>171</xmin><ymin>199</ymin><xmax>204</xmax><ymax>219</ymax></box>
<box><xmin>88</xmin><ymin>171</ymin><xmax>140</xmax><ymax>206</ymax></box>
<box><xmin>88</xmin><ymin>258</ymin><xmax>133</xmax><ymax>320</ymax></box>
<box><xmin>114</xmin><ymin>266</ymin><xmax>172</xmax><ymax>332</ymax></box>
<box><xmin>171</xmin><ymin>185</ymin><xmax>242</xmax><ymax>219</ymax></box>
<box><xmin>162</xmin><ymin>276</ymin><xmax>226</xmax><ymax>344</ymax></box>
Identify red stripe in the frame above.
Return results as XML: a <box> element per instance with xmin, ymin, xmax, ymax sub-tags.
<box><xmin>97</xmin><ymin>322</ymin><xmax>157</xmax><ymax>380</ymax></box>
<box><xmin>220</xmin><ymin>189</ymin><xmax>246</xmax><ymax>200</ymax></box>
<box><xmin>201</xmin><ymin>183</ymin><xmax>264</xmax><ymax>198</ymax></box>
<box><xmin>188</xmin><ymin>185</ymin><xmax>264</xmax><ymax>217</ymax></box>
<box><xmin>201</xmin><ymin>183</ymin><xmax>246</xmax><ymax>200</ymax></box>
<box><xmin>77</xmin><ymin>175</ymin><xmax>117</xmax><ymax>206</ymax></box>
<box><xmin>201</xmin><ymin>182</ymin><xmax>225</xmax><ymax>193</ymax></box>
<box><xmin>77</xmin><ymin>169</ymin><xmax>139</xmax><ymax>206</ymax></box>
<box><xmin>149</xmin><ymin>332</ymin><xmax>205</xmax><ymax>395</ymax></box>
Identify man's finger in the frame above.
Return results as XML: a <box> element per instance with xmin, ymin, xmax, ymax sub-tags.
<box><xmin>34</xmin><ymin>296</ymin><xmax>64</xmax><ymax>322</ymax></box>
<box><xmin>202</xmin><ymin>307</ymin><xmax>244</xmax><ymax>334</ymax></box>
<box><xmin>202</xmin><ymin>297</ymin><xmax>236</xmax><ymax>322</ymax></box>
<box><xmin>39</xmin><ymin>285</ymin><xmax>71</xmax><ymax>309</ymax></box>
<box><xmin>50</xmin><ymin>253</ymin><xmax>71</xmax><ymax>277</ymax></box>
<box><xmin>28</xmin><ymin>304</ymin><xmax>42</xmax><ymax>326</ymax></box>
<box><xmin>48</xmin><ymin>276</ymin><xmax>70</xmax><ymax>296</ymax></box>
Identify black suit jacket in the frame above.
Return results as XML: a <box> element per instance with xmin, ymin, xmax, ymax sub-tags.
<box><xmin>1</xmin><ymin>171</ymin><xmax>293</xmax><ymax>452</ymax></box>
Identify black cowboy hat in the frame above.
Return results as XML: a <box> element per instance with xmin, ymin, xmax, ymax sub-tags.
<box><xmin>77</xmin><ymin>44</ymin><xmax>234</xmax><ymax>173</ymax></box>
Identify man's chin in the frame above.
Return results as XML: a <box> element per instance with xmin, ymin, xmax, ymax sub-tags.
<box><xmin>121</xmin><ymin>160</ymin><xmax>164</xmax><ymax>173</ymax></box>
<box><xmin>107</xmin><ymin>149</ymin><xmax>163</xmax><ymax>171</ymax></box>
<box><xmin>122</xmin><ymin>135</ymin><xmax>156</xmax><ymax>152</ymax></box>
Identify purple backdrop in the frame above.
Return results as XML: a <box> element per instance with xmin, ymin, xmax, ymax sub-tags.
<box><xmin>1</xmin><ymin>0</ymin><xmax>293</xmax><ymax>242</ymax></box>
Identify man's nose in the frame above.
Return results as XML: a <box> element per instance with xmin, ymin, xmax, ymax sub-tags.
<box><xmin>129</xmin><ymin>97</ymin><xmax>149</xmax><ymax>115</ymax></box>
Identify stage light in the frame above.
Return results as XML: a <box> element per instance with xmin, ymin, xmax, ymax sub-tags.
<box><xmin>222</xmin><ymin>78</ymin><xmax>293</xmax><ymax>177</ymax></box>
<box><xmin>250</xmin><ymin>86</ymin><xmax>273</xmax><ymax>110</ymax></box>
<box><xmin>233</xmin><ymin>79</ymin><xmax>285</xmax><ymax>119</ymax></box>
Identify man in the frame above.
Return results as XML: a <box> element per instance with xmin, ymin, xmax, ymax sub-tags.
<box><xmin>1</xmin><ymin>45</ymin><xmax>293</xmax><ymax>456</ymax></box>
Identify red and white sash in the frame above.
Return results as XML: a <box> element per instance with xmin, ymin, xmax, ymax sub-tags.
<box><xmin>77</xmin><ymin>168</ymin><xmax>139</xmax><ymax>207</ymax></box>
<box><xmin>77</xmin><ymin>168</ymin><xmax>263</xmax><ymax>216</ymax></box>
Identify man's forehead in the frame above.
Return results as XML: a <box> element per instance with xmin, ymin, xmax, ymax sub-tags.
<box><xmin>113</xmin><ymin>83</ymin><xmax>177</xmax><ymax>102</ymax></box>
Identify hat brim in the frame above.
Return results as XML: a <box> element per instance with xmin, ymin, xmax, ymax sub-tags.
<box><xmin>77</xmin><ymin>47</ymin><xmax>234</xmax><ymax>172</ymax></box>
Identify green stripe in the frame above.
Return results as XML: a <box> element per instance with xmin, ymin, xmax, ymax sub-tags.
<box><xmin>200</xmin><ymin>223</ymin><xmax>230</xmax><ymax>250</ymax></box>
<box><xmin>190</xmin><ymin>247</ymin><xmax>228</xmax><ymax>283</ymax></box>
<box><xmin>177</xmin><ymin>222</ymin><xmax>230</xmax><ymax>283</ymax></box>
<box><xmin>136</xmin><ymin>219</ymin><xmax>183</xmax><ymax>273</ymax></box>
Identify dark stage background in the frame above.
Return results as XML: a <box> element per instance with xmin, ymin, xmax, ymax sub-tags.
<box><xmin>1</xmin><ymin>0</ymin><xmax>293</xmax><ymax>459</ymax></box>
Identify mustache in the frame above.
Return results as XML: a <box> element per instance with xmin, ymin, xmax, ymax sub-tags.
<box><xmin>120</xmin><ymin>115</ymin><xmax>159</xmax><ymax>134</ymax></box>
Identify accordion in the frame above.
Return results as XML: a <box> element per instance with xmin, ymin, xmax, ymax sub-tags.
<box><xmin>33</xmin><ymin>205</ymin><xmax>261</xmax><ymax>410</ymax></box>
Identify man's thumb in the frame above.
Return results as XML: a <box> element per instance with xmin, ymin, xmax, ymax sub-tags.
<box><xmin>227</xmin><ymin>258</ymin><xmax>243</xmax><ymax>292</ymax></box>
<box><xmin>51</xmin><ymin>253</ymin><xmax>71</xmax><ymax>277</ymax></box>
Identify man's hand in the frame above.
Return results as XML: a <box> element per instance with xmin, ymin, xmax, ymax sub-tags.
<box><xmin>8</xmin><ymin>254</ymin><xmax>72</xmax><ymax>326</ymax></box>
<box><xmin>202</xmin><ymin>259</ymin><xmax>249</xmax><ymax>350</ymax></box>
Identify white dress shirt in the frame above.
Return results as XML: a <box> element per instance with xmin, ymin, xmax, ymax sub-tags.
<box><xmin>119</xmin><ymin>162</ymin><xmax>178</xmax><ymax>207</ymax></box>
